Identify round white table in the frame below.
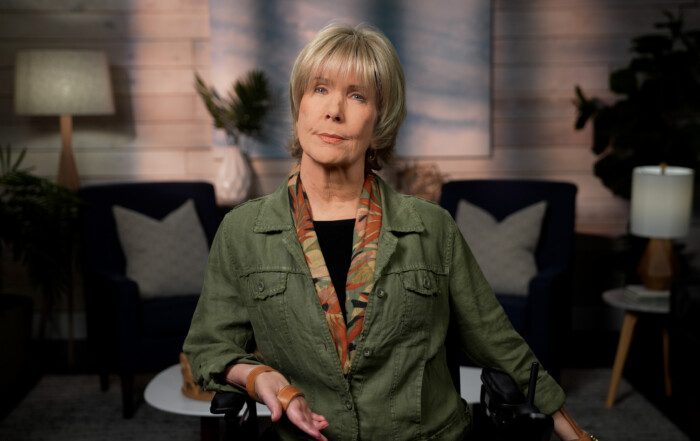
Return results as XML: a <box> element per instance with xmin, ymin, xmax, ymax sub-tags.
<box><xmin>602</xmin><ymin>287</ymin><xmax>671</xmax><ymax>408</ymax></box>
<box><xmin>145</xmin><ymin>364</ymin><xmax>270</xmax><ymax>440</ymax></box>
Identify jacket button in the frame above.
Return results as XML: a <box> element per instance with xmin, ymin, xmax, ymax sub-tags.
<box><xmin>363</xmin><ymin>348</ymin><xmax>372</xmax><ymax>357</ymax></box>
<box><xmin>257</xmin><ymin>281</ymin><xmax>265</xmax><ymax>292</ymax></box>
<box><xmin>376</xmin><ymin>288</ymin><xmax>386</xmax><ymax>298</ymax></box>
<box><xmin>345</xmin><ymin>401</ymin><xmax>353</xmax><ymax>410</ymax></box>
<box><xmin>422</xmin><ymin>277</ymin><xmax>431</xmax><ymax>289</ymax></box>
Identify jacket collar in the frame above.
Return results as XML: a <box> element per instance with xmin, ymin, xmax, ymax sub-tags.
<box><xmin>252</xmin><ymin>173</ymin><xmax>426</xmax><ymax>235</ymax></box>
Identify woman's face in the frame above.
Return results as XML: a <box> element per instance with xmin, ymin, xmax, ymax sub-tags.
<box><xmin>296</xmin><ymin>69</ymin><xmax>378</xmax><ymax>171</ymax></box>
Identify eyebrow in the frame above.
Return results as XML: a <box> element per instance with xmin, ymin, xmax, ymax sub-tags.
<box><xmin>313</xmin><ymin>76</ymin><xmax>368</xmax><ymax>91</ymax></box>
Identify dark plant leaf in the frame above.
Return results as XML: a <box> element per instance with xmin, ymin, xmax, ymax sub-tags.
<box><xmin>609</xmin><ymin>68</ymin><xmax>638</xmax><ymax>95</ymax></box>
<box><xmin>631</xmin><ymin>34</ymin><xmax>672</xmax><ymax>57</ymax></box>
<box><xmin>193</xmin><ymin>70</ymin><xmax>272</xmax><ymax>149</ymax></box>
<box><xmin>0</xmin><ymin>154</ymin><xmax>82</xmax><ymax>303</ymax></box>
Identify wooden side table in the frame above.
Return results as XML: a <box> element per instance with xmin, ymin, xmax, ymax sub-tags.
<box><xmin>602</xmin><ymin>288</ymin><xmax>671</xmax><ymax>408</ymax></box>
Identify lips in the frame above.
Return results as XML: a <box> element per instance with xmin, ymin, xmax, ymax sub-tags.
<box><xmin>318</xmin><ymin>133</ymin><xmax>346</xmax><ymax>144</ymax></box>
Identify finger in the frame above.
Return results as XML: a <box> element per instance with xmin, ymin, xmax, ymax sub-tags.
<box><xmin>311</xmin><ymin>412</ymin><xmax>327</xmax><ymax>422</ymax></box>
<box><xmin>286</xmin><ymin>399</ymin><xmax>328</xmax><ymax>440</ymax></box>
<box><xmin>311</xmin><ymin>413</ymin><xmax>328</xmax><ymax>428</ymax></box>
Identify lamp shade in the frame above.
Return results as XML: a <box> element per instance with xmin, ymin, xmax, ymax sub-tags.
<box><xmin>14</xmin><ymin>50</ymin><xmax>114</xmax><ymax>116</ymax></box>
<box><xmin>630</xmin><ymin>165</ymin><xmax>694</xmax><ymax>238</ymax></box>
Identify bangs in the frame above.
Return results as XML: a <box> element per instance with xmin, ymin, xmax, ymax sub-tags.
<box><xmin>298</xmin><ymin>35</ymin><xmax>380</xmax><ymax>103</ymax></box>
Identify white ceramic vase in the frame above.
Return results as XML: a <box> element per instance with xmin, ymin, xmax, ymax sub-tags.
<box><xmin>215</xmin><ymin>145</ymin><xmax>252</xmax><ymax>206</ymax></box>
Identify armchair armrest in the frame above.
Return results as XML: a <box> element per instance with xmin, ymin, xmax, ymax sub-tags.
<box><xmin>528</xmin><ymin>266</ymin><xmax>567</xmax><ymax>295</ymax></box>
<box><xmin>526</xmin><ymin>266</ymin><xmax>570</xmax><ymax>373</ymax></box>
<box><xmin>83</xmin><ymin>270</ymin><xmax>143</xmax><ymax>367</ymax></box>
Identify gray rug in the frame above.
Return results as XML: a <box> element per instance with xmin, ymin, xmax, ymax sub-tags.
<box><xmin>559</xmin><ymin>369</ymin><xmax>689</xmax><ymax>440</ymax></box>
<box><xmin>0</xmin><ymin>369</ymin><xmax>690</xmax><ymax>440</ymax></box>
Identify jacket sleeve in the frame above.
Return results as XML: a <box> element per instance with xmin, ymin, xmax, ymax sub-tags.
<box><xmin>445</xmin><ymin>217</ymin><xmax>566</xmax><ymax>415</ymax></box>
<box><xmin>183</xmin><ymin>213</ymin><xmax>261</xmax><ymax>393</ymax></box>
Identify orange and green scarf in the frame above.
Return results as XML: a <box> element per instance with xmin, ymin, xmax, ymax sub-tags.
<box><xmin>287</xmin><ymin>169</ymin><xmax>382</xmax><ymax>374</ymax></box>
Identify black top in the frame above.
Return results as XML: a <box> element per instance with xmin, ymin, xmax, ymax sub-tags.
<box><xmin>313</xmin><ymin>218</ymin><xmax>355</xmax><ymax>322</ymax></box>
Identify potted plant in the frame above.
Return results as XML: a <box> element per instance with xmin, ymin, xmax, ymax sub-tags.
<box><xmin>195</xmin><ymin>70</ymin><xmax>272</xmax><ymax>205</ymax></box>
<box><xmin>0</xmin><ymin>145</ymin><xmax>82</xmax><ymax>342</ymax></box>
<box><xmin>574</xmin><ymin>10</ymin><xmax>700</xmax><ymax>200</ymax></box>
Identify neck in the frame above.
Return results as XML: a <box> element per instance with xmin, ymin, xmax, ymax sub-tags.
<box><xmin>299</xmin><ymin>156</ymin><xmax>366</xmax><ymax>221</ymax></box>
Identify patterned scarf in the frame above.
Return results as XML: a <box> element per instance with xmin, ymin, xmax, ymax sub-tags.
<box><xmin>288</xmin><ymin>169</ymin><xmax>382</xmax><ymax>374</ymax></box>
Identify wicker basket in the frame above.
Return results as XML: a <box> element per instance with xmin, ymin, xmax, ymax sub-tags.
<box><xmin>179</xmin><ymin>352</ymin><xmax>215</xmax><ymax>401</ymax></box>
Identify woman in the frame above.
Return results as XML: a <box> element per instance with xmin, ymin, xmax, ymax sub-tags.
<box><xmin>185</xmin><ymin>23</ymin><xmax>591</xmax><ymax>441</ymax></box>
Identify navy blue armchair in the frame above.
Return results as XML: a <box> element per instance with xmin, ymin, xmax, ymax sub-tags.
<box><xmin>78</xmin><ymin>182</ymin><xmax>219</xmax><ymax>418</ymax></box>
<box><xmin>439</xmin><ymin>180</ymin><xmax>577</xmax><ymax>376</ymax></box>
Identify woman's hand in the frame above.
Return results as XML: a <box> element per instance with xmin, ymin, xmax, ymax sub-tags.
<box><xmin>552</xmin><ymin>408</ymin><xmax>593</xmax><ymax>441</ymax></box>
<box><xmin>254</xmin><ymin>370</ymin><xmax>329</xmax><ymax>440</ymax></box>
<box><xmin>225</xmin><ymin>364</ymin><xmax>329</xmax><ymax>440</ymax></box>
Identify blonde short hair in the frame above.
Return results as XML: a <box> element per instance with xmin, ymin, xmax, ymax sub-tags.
<box><xmin>288</xmin><ymin>23</ymin><xmax>407</xmax><ymax>171</ymax></box>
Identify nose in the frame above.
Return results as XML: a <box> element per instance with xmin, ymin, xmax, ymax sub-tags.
<box><xmin>325</xmin><ymin>94</ymin><xmax>343</xmax><ymax>122</ymax></box>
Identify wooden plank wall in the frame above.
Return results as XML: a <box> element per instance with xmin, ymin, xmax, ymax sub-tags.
<box><xmin>1</xmin><ymin>0</ymin><xmax>699</xmax><ymax>240</ymax></box>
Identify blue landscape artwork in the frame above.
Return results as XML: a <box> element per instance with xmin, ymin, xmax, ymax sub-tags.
<box><xmin>208</xmin><ymin>0</ymin><xmax>491</xmax><ymax>158</ymax></box>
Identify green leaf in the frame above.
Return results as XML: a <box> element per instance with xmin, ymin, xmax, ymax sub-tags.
<box><xmin>631</xmin><ymin>34</ymin><xmax>672</xmax><ymax>57</ymax></box>
<box><xmin>193</xmin><ymin>70</ymin><xmax>272</xmax><ymax>149</ymax></box>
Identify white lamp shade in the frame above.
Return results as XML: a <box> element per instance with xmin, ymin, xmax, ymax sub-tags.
<box><xmin>630</xmin><ymin>166</ymin><xmax>695</xmax><ymax>238</ymax></box>
<box><xmin>14</xmin><ymin>50</ymin><xmax>115</xmax><ymax>116</ymax></box>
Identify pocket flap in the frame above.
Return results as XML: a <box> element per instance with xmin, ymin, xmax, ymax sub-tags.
<box><xmin>400</xmin><ymin>270</ymin><xmax>438</xmax><ymax>296</ymax></box>
<box><xmin>251</xmin><ymin>272</ymin><xmax>287</xmax><ymax>300</ymax></box>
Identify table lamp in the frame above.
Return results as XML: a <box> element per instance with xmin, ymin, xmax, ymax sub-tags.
<box><xmin>630</xmin><ymin>165</ymin><xmax>695</xmax><ymax>291</ymax></box>
<box><xmin>14</xmin><ymin>50</ymin><xmax>115</xmax><ymax>190</ymax></box>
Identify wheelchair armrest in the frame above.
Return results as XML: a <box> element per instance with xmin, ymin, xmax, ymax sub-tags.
<box><xmin>211</xmin><ymin>390</ymin><xmax>261</xmax><ymax>437</ymax></box>
<box><xmin>210</xmin><ymin>391</ymin><xmax>247</xmax><ymax>415</ymax></box>
<box><xmin>478</xmin><ymin>364</ymin><xmax>554</xmax><ymax>441</ymax></box>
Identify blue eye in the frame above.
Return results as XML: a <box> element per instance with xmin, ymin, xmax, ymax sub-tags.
<box><xmin>351</xmin><ymin>93</ymin><xmax>365</xmax><ymax>101</ymax></box>
<box><xmin>314</xmin><ymin>86</ymin><xmax>327</xmax><ymax>94</ymax></box>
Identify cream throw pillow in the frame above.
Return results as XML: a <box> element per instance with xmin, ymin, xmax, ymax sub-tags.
<box><xmin>112</xmin><ymin>199</ymin><xmax>209</xmax><ymax>299</ymax></box>
<box><xmin>455</xmin><ymin>200</ymin><xmax>547</xmax><ymax>296</ymax></box>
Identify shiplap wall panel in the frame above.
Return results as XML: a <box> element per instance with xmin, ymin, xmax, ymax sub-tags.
<box><xmin>0</xmin><ymin>41</ymin><xmax>197</xmax><ymax>67</ymax></box>
<box><xmin>494</xmin><ymin>66</ymin><xmax>610</xmax><ymax>94</ymax></box>
<box><xmin>22</xmin><ymin>149</ymin><xmax>210</xmax><ymax>179</ymax></box>
<box><xmin>0</xmin><ymin>0</ymin><xmax>208</xmax><ymax>11</ymax></box>
<box><xmin>4</xmin><ymin>122</ymin><xmax>211</xmax><ymax>149</ymax></box>
<box><xmin>111</xmin><ymin>68</ymin><xmax>207</xmax><ymax>95</ymax></box>
<box><xmin>495</xmin><ymin>7</ymin><xmax>700</xmax><ymax>38</ymax></box>
<box><xmin>0</xmin><ymin>12</ymin><xmax>209</xmax><ymax>39</ymax></box>
<box><xmin>494</xmin><ymin>38</ymin><xmax>632</xmax><ymax>65</ymax></box>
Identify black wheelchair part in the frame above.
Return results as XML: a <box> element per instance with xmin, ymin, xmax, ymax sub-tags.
<box><xmin>474</xmin><ymin>362</ymin><xmax>554</xmax><ymax>441</ymax></box>
<box><xmin>210</xmin><ymin>362</ymin><xmax>553</xmax><ymax>440</ymax></box>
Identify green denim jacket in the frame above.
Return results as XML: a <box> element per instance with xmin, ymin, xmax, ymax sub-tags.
<box><xmin>184</xmin><ymin>176</ymin><xmax>565</xmax><ymax>441</ymax></box>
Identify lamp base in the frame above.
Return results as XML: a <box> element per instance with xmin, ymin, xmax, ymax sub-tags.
<box><xmin>57</xmin><ymin>114</ymin><xmax>80</xmax><ymax>191</ymax></box>
<box><xmin>637</xmin><ymin>238</ymin><xmax>679</xmax><ymax>291</ymax></box>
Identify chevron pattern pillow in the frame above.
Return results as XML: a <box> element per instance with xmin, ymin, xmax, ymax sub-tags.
<box><xmin>455</xmin><ymin>199</ymin><xmax>547</xmax><ymax>296</ymax></box>
<box><xmin>112</xmin><ymin>199</ymin><xmax>209</xmax><ymax>299</ymax></box>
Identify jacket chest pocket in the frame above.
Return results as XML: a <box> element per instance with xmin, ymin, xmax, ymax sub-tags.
<box><xmin>246</xmin><ymin>271</ymin><xmax>289</xmax><ymax>334</ymax></box>
<box><xmin>398</xmin><ymin>269</ymin><xmax>441</xmax><ymax>328</ymax></box>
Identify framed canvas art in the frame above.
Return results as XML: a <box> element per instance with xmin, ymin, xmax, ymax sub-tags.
<box><xmin>208</xmin><ymin>0</ymin><xmax>492</xmax><ymax>158</ymax></box>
